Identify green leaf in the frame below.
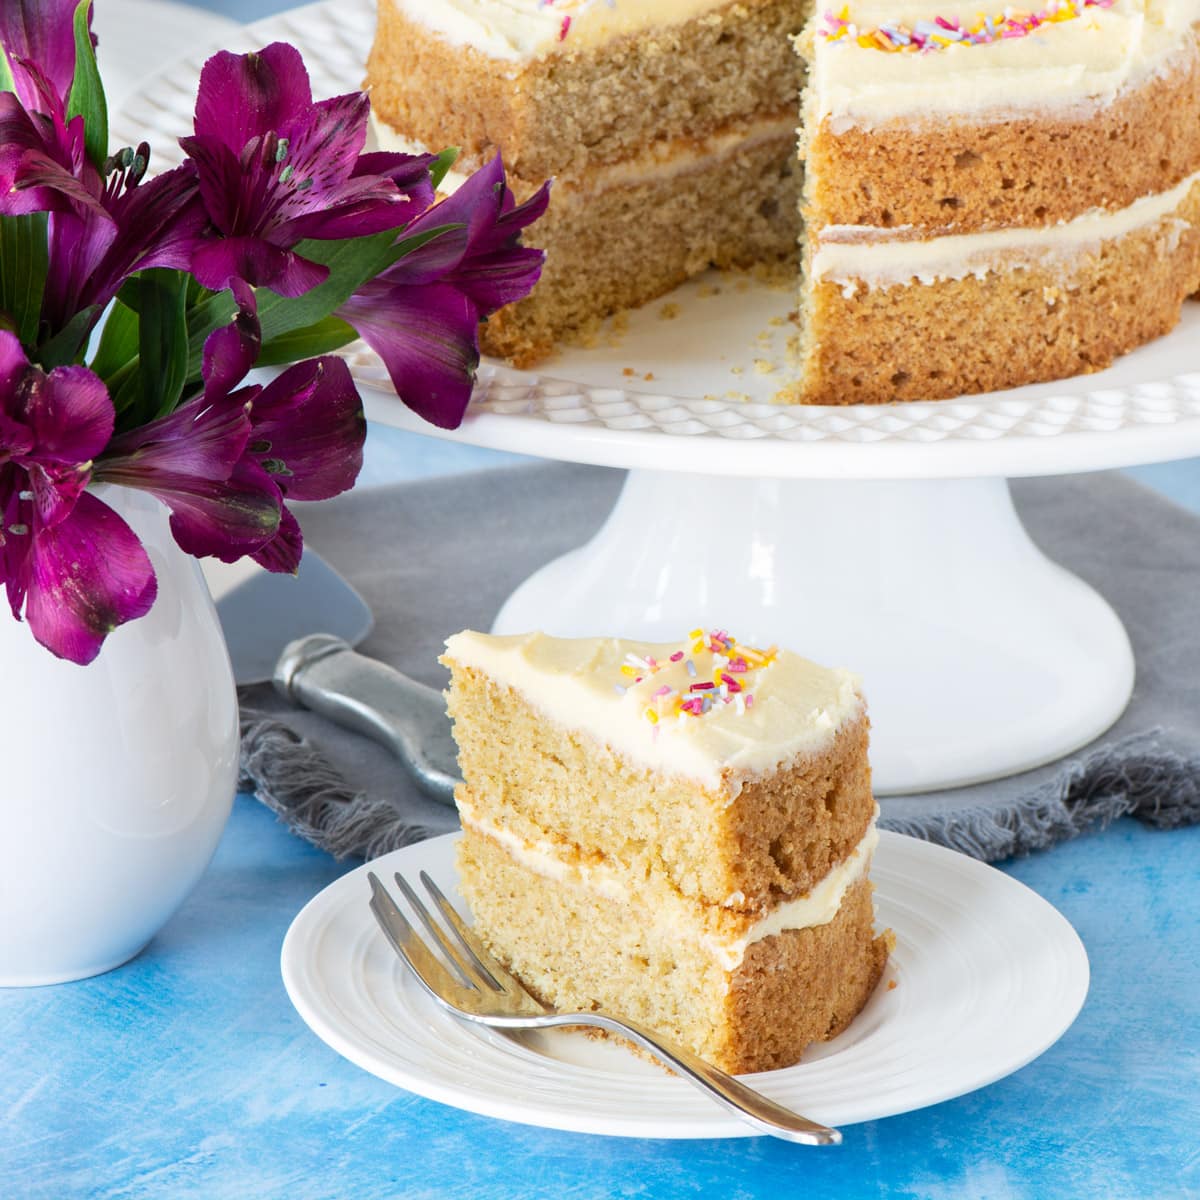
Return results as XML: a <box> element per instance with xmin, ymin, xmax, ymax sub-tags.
<box><xmin>88</xmin><ymin>298</ymin><xmax>140</xmax><ymax>384</ymax></box>
<box><xmin>0</xmin><ymin>47</ymin><xmax>16</xmax><ymax>97</ymax></box>
<box><xmin>37</xmin><ymin>305</ymin><xmax>100</xmax><ymax>369</ymax></box>
<box><xmin>133</xmin><ymin>269</ymin><xmax>189</xmax><ymax>421</ymax></box>
<box><xmin>429</xmin><ymin>147</ymin><xmax>459</xmax><ymax>192</ymax></box>
<box><xmin>254</xmin><ymin>230</ymin><xmax>402</xmax><ymax>346</ymax></box>
<box><xmin>256</xmin><ymin>315</ymin><xmax>358</xmax><ymax>367</ymax></box>
<box><xmin>255</xmin><ymin>224</ymin><xmax>463</xmax><ymax>344</ymax></box>
<box><xmin>0</xmin><ymin>213</ymin><xmax>48</xmax><ymax>348</ymax></box>
<box><xmin>66</xmin><ymin>0</ymin><xmax>108</xmax><ymax>172</ymax></box>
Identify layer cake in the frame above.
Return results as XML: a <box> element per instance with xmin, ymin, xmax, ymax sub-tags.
<box><xmin>367</xmin><ymin>0</ymin><xmax>1200</xmax><ymax>405</ymax></box>
<box><xmin>441</xmin><ymin>628</ymin><xmax>891</xmax><ymax>1074</ymax></box>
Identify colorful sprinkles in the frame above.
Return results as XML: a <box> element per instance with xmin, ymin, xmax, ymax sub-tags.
<box><xmin>536</xmin><ymin>0</ymin><xmax>617</xmax><ymax>44</ymax></box>
<box><xmin>819</xmin><ymin>0</ymin><xmax>1115</xmax><ymax>52</ymax></box>
<box><xmin>616</xmin><ymin>629</ymin><xmax>778</xmax><ymax>726</ymax></box>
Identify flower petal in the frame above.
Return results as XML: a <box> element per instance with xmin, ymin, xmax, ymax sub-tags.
<box><xmin>250</xmin><ymin>501</ymin><xmax>302</xmax><ymax>574</ymax></box>
<box><xmin>0</xmin><ymin>0</ymin><xmax>90</xmax><ymax>112</ymax></box>
<box><xmin>21</xmin><ymin>489</ymin><xmax>157</xmax><ymax>665</ymax></box>
<box><xmin>193</xmin><ymin>42</ymin><xmax>313</xmax><ymax>157</ymax></box>
<box><xmin>202</xmin><ymin>296</ymin><xmax>262</xmax><ymax>400</ymax></box>
<box><xmin>190</xmin><ymin>235</ymin><xmax>329</xmax><ymax>297</ymax></box>
<box><xmin>23</xmin><ymin>363</ymin><xmax>113</xmax><ymax>464</ymax></box>
<box><xmin>94</xmin><ymin>384</ymin><xmax>266</xmax><ymax>561</ymax></box>
<box><xmin>339</xmin><ymin>281</ymin><xmax>479</xmax><ymax>430</ymax></box>
<box><xmin>249</xmin><ymin>356</ymin><xmax>364</xmax><ymax>501</ymax></box>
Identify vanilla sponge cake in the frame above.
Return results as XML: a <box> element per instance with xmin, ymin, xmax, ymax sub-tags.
<box><xmin>441</xmin><ymin>628</ymin><xmax>890</xmax><ymax>1074</ymax></box>
<box><xmin>369</xmin><ymin>0</ymin><xmax>1200</xmax><ymax>404</ymax></box>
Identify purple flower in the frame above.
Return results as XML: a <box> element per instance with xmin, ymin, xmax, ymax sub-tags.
<box><xmin>241</xmin><ymin>355</ymin><xmax>365</xmax><ymax>572</ymax></box>
<box><xmin>41</xmin><ymin>149</ymin><xmax>206</xmax><ymax>339</ymax></box>
<box><xmin>180</xmin><ymin>42</ymin><xmax>435</xmax><ymax>298</ymax></box>
<box><xmin>338</xmin><ymin>155</ymin><xmax>548</xmax><ymax>429</ymax></box>
<box><xmin>0</xmin><ymin>331</ymin><xmax>156</xmax><ymax>664</ymax></box>
<box><xmin>95</xmin><ymin>301</ymin><xmax>365</xmax><ymax>575</ymax></box>
<box><xmin>0</xmin><ymin>0</ymin><xmax>93</xmax><ymax>115</ymax></box>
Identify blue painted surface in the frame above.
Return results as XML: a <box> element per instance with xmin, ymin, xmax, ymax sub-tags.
<box><xmin>6</xmin><ymin>3</ymin><xmax>1200</xmax><ymax>1194</ymax></box>
<box><xmin>3</xmin><ymin>805</ymin><xmax>1197</xmax><ymax>1199</ymax></box>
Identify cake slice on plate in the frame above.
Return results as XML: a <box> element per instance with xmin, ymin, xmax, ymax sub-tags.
<box><xmin>441</xmin><ymin>628</ymin><xmax>891</xmax><ymax>1074</ymax></box>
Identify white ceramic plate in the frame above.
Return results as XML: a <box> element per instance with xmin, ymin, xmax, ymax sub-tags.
<box><xmin>280</xmin><ymin>831</ymin><xmax>1088</xmax><ymax>1139</ymax></box>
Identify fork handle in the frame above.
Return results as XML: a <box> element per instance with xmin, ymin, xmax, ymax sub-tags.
<box><xmin>541</xmin><ymin>1012</ymin><xmax>841</xmax><ymax>1145</ymax></box>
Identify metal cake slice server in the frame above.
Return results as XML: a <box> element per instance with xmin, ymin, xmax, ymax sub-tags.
<box><xmin>204</xmin><ymin>554</ymin><xmax>460</xmax><ymax>806</ymax></box>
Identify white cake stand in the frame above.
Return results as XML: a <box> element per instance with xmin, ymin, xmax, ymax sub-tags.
<box><xmin>112</xmin><ymin>0</ymin><xmax>1200</xmax><ymax>795</ymax></box>
<box><xmin>349</xmin><ymin>276</ymin><xmax>1200</xmax><ymax>796</ymax></box>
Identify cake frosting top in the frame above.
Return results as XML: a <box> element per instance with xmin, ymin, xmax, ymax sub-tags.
<box><xmin>443</xmin><ymin>628</ymin><xmax>864</xmax><ymax>786</ymax></box>
<box><xmin>390</xmin><ymin>0</ymin><xmax>731</xmax><ymax>60</ymax></box>
<box><xmin>810</xmin><ymin>0</ymin><xmax>1200</xmax><ymax>126</ymax></box>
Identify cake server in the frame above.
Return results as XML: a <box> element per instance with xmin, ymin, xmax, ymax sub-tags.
<box><xmin>368</xmin><ymin>868</ymin><xmax>842</xmax><ymax>1146</ymax></box>
<box><xmin>204</xmin><ymin>555</ymin><xmax>459</xmax><ymax>806</ymax></box>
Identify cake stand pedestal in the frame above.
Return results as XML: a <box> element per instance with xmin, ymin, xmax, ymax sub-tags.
<box><xmin>491</xmin><ymin>473</ymin><xmax>1131</xmax><ymax>795</ymax></box>
<box><xmin>353</xmin><ymin>287</ymin><xmax>1200</xmax><ymax>796</ymax></box>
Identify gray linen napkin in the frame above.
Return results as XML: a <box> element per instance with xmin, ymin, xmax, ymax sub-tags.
<box><xmin>239</xmin><ymin>463</ymin><xmax>1200</xmax><ymax>863</ymax></box>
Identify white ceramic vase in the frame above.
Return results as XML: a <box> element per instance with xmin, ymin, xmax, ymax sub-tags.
<box><xmin>0</xmin><ymin>487</ymin><xmax>239</xmax><ymax>986</ymax></box>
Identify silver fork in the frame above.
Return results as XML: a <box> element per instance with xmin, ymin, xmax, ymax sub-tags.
<box><xmin>367</xmin><ymin>869</ymin><xmax>842</xmax><ymax>1146</ymax></box>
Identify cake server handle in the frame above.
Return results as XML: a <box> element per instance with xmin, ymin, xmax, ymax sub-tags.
<box><xmin>273</xmin><ymin>633</ymin><xmax>460</xmax><ymax>805</ymax></box>
<box><xmin>539</xmin><ymin>1011</ymin><xmax>842</xmax><ymax>1145</ymax></box>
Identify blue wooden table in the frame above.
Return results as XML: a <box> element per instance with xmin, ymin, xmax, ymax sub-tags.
<box><xmin>3</xmin><ymin>4</ymin><xmax>1199</xmax><ymax>1196</ymax></box>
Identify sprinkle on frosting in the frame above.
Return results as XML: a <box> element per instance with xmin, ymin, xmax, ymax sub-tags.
<box><xmin>819</xmin><ymin>0</ymin><xmax>1116</xmax><ymax>52</ymax></box>
<box><xmin>619</xmin><ymin>629</ymin><xmax>778</xmax><ymax>725</ymax></box>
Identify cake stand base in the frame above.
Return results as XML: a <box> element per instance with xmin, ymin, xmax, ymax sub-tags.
<box><xmin>493</xmin><ymin>472</ymin><xmax>1134</xmax><ymax>795</ymax></box>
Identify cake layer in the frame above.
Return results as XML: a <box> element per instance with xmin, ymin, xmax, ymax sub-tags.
<box><xmin>457</xmin><ymin>824</ymin><xmax>891</xmax><ymax>1073</ymax></box>
<box><xmin>796</xmin><ymin>174</ymin><xmax>1200</xmax><ymax>404</ymax></box>
<box><xmin>366</xmin><ymin>0</ymin><xmax>807</xmax><ymax>179</ymax></box>
<box><xmin>371</xmin><ymin>114</ymin><xmax>800</xmax><ymax>367</ymax></box>
<box><xmin>458</xmin><ymin>791</ymin><xmax>881</xmax><ymax>964</ymax></box>
<box><xmin>803</xmin><ymin>26</ymin><xmax>1200</xmax><ymax>234</ymax></box>
<box><xmin>443</xmin><ymin>632</ymin><xmax>873</xmax><ymax>912</ymax></box>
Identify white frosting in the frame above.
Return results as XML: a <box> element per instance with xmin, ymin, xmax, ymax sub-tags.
<box><xmin>809</xmin><ymin>0</ymin><xmax>1200</xmax><ymax>128</ymax></box>
<box><xmin>460</xmin><ymin>798</ymin><xmax>880</xmax><ymax>970</ymax></box>
<box><xmin>391</xmin><ymin>0</ymin><xmax>734</xmax><ymax>61</ymax></box>
<box><xmin>812</xmin><ymin>168</ymin><xmax>1200</xmax><ymax>290</ymax></box>
<box><xmin>368</xmin><ymin>110</ymin><xmax>795</xmax><ymax>192</ymax></box>
<box><xmin>444</xmin><ymin>630</ymin><xmax>864</xmax><ymax>788</ymax></box>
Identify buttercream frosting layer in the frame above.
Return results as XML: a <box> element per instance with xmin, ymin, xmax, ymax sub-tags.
<box><xmin>442</xmin><ymin>631</ymin><xmax>863</xmax><ymax>786</ymax></box>
<box><xmin>459</xmin><ymin>798</ymin><xmax>880</xmax><ymax>969</ymax></box>
<box><xmin>390</xmin><ymin>0</ymin><xmax>735</xmax><ymax>60</ymax></box>
<box><xmin>368</xmin><ymin>110</ymin><xmax>796</xmax><ymax>194</ymax></box>
<box><xmin>809</xmin><ymin>0</ymin><xmax>1200</xmax><ymax>127</ymax></box>
<box><xmin>811</xmin><ymin>168</ymin><xmax>1200</xmax><ymax>289</ymax></box>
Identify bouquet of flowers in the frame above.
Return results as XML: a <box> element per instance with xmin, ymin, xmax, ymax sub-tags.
<box><xmin>0</xmin><ymin>0</ymin><xmax>548</xmax><ymax>665</ymax></box>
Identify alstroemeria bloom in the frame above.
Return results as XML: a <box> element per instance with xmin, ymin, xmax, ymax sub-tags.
<box><xmin>180</xmin><ymin>42</ymin><xmax>435</xmax><ymax>299</ymax></box>
<box><xmin>337</xmin><ymin>155</ymin><xmax>549</xmax><ymax>429</ymax></box>
<box><xmin>0</xmin><ymin>331</ymin><xmax>156</xmax><ymax>664</ymax></box>
<box><xmin>41</xmin><ymin>148</ymin><xmax>207</xmax><ymax>341</ymax></box>
<box><xmin>95</xmin><ymin>302</ymin><xmax>365</xmax><ymax>574</ymax></box>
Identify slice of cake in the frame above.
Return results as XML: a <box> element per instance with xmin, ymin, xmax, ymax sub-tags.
<box><xmin>441</xmin><ymin>627</ymin><xmax>890</xmax><ymax>1074</ymax></box>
